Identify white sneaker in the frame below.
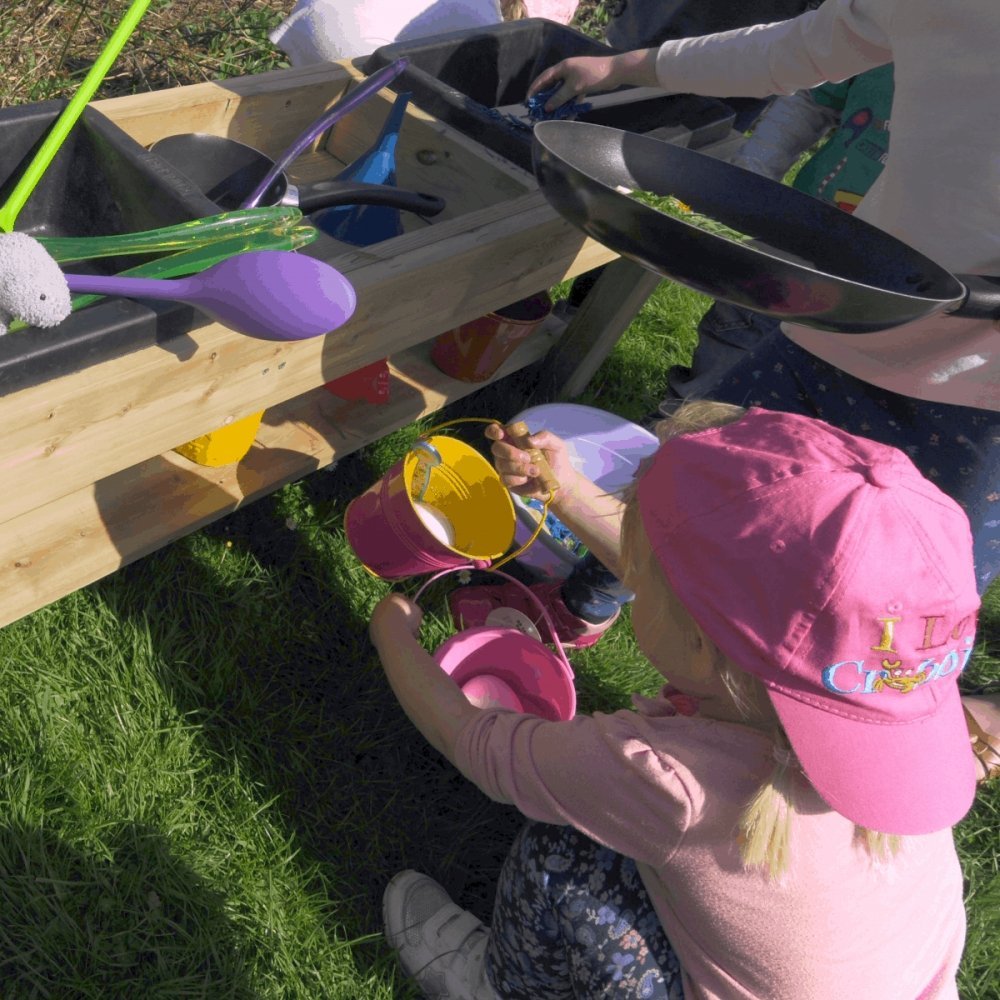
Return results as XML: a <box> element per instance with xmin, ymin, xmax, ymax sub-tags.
<box><xmin>382</xmin><ymin>870</ymin><xmax>499</xmax><ymax>999</ymax></box>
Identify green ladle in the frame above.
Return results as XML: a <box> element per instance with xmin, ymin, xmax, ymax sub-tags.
<box><xmin>38</xmin><ymin>205</ymin><xmax>302</xmax><ymax>264</ymax></box>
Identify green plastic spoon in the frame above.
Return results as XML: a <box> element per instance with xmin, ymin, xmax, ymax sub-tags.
<box><xmin>38</xmin><ymin>206</ymin><xmax>302</xmax><ymax>263</ymax></box>
<box><xmin>0</xmin><ymin>0</ymin><xmax>153</xmax><ymax>233</ymax></box>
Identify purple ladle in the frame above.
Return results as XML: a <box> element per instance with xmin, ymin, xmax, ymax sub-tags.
<box><xmin>240</xmin><ymin>58</ymin><xmax>409</xmax><ymax>210</ymax></box>
<box><xmin>65</xmin><ymin>250</ymin><xmax>357</xmax><ymax>341</ymax></box>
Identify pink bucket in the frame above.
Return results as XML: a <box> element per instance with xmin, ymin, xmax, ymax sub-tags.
<box><xmin>416</xmin><ymin>568</ymin><xmax>576</xmax><ymax>721</ymax></box>
<box><xmin>434</xmin><ymin>627</ymin><xmax>576</xmax><ymax>720</ymax></box>
<box><xmin>344</xmin><ymin>435</ymin><xmax>516</xmax><ymax>579</ymax></box>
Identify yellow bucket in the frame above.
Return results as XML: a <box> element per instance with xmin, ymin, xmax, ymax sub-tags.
<box><xmin>344</xmin><ymin>435</ymin><xmax>516</xmax><ymax>578</ymax></box>
<box><xmin>174</xmin><ymin>410</ymin><xmax>265</xmax><ymax>467</ymax></box>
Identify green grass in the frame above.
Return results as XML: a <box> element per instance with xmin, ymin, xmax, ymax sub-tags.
<box><xmin>0</xmin><ymin>2</ymin><xmax>997</xmax><ymax>995</ymax></box>
<box><xmin>0</xmin><ymin>2</ymin><xmax>289</xmax><ymax>107</ymax></box>
<box><xmin>0</xmin><ymin>279</ymin><xmax>997</xmax><ymax>997</ymax></box>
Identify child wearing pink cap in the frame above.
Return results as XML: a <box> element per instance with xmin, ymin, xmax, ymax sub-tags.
<box><xmin>372</xmin><ymin>403</ymin><xmax>980</xmax><ymax>999</ymax></box>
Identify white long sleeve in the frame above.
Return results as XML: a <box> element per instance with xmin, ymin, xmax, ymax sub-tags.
<box><xmin>652</xmin><ymin>0</ymin><xmax>1000</xmax><ymax>410</ymax></box>
<box><xmin>653</xmin><ymin>0</ymin><xmax>895</xmax><ymax>100</ymax></box>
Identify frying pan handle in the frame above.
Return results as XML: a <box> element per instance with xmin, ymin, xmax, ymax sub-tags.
<box><xmin>950</xmin><ymin>274</ymin><xmax>1000</xmax><ymax>323</ymax></box>
<box><xmin>298</xmin><ymin>181</ymin><xmax>446</xmax><ymax>216</ymax></box>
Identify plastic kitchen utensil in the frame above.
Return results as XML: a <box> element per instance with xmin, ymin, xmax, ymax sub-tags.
<box><xmin>0</xmin><ymin>0</ymin><xmax>153</xmax><ymax>232</ymax></box>
<box><xmin>63</xmin><ymin>225</ymin><xmax>318</xmax><ymax>315</ymax></box>
<box><xmin>63</xmin><ymin>249</ymin><xmax>356</xmax><ymax>341</ymax></box>
<box><xmin>241</xmin><ymin>58</ymin><xmax>409</xmax><ymax>209</ymax></box>
<box><xmin>6</xmin><ymin>225</ymin><xmax>317</xmax><ymax>334</ymax></box>
<box><xmin>38</xmin><ymin>205</ymin><xmax>300</xmax><ymax>263</ymax></box>
<box><xmin>315</xmin><ymin>91</ymin><xmax>411</xmax><ymax>245</ymax></box>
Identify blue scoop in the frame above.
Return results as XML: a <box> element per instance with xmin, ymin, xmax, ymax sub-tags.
<box><xmin>314</xmin><ymin>92</ymin><xmax>411</xmax><ymax>246</ymax></box>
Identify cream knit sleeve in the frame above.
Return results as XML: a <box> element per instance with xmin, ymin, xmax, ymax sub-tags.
<box><xmin>653</xmin><ymin>0</ymin><xmax>896</xmax><ymax>100</ymax></box>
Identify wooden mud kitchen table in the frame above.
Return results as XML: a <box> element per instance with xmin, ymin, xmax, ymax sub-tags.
<box><xmin>0</xmin><ymin>59</ymin><xmax>744</xmax><ymax>629</ymax></box>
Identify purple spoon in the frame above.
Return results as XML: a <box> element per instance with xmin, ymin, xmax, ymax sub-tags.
<box><xmin>241</xmin><ymin>58</ymin><xmax>409</xmax><ymax>210</ymax></box>
<box><xmin>65</xmin><ymin>250</ymin><xmax>357</xmax><ymax>341</ymax></box>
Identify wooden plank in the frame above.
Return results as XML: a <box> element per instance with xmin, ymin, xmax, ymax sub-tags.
<box><xmin>0</xmin><ymin>324</ymin><xmax>564</xmax><ymax>630</ymax></box>
<box><xmin>0</xmin><ymin>190</ymin><xmax>612</xmax><ymax>530</ymax></box>
<box><xmin>93</xmin><ymin>62</ymin><xmax>357</xmax><ymax>155</ymax></box>
<box><xmin>539</xmin><ymin>257</ymin><xmax>663</xmax><ymax>400</ymax></box>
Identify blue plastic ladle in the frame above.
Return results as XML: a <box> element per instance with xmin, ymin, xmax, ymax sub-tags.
<box><xmin>241</xmin><ymin>58</ymin><xmax>409</xmax><ymax>210</ymax></box>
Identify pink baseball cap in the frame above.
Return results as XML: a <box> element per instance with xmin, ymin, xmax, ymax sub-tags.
<box><xmin>638</xmin><ymin>408</ymin><xmax>980</xmax><ymax>835</ymax></box>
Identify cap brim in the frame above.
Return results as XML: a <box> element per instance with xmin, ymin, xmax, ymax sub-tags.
<box><xmin>769</xmin><ymin>680</ymin><xmax>977</xmax><ymax>835</ymax></box>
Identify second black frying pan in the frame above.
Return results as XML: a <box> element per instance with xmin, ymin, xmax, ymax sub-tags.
<box><xmin>532</xmin><ymin>120</ymin><xmax>1000</xmax><ymax>333</ymax></box>
<box><xmin>150</xmin><ymin>132</ymin><xmax>446</xmax><ymax>218</ymax></box>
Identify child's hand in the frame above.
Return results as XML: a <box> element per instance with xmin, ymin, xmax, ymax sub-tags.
<box><xmin>527</xmin><ymin>55</ymin><xmax>619</xmax><ymax>111</ymax></box>
<box><xmin>370</xmin><ymin>592</ymin><xmax>423</xmax><ymax>646</ymax></box>
<box><xmin>527</xmin><ymin>49</ymin><xmax>660</xmax><ymax>113</ymax></box>
<box><xmin>485</xmin><ymin>422</ymin><xmax>575</xmax><ymax>501</ymax></box>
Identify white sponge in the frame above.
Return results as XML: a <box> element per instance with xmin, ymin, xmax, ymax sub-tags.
<box><xmin>0</xmin><ymin>232</ymin><xmax>72</xmax><ymax>336</ymax></box>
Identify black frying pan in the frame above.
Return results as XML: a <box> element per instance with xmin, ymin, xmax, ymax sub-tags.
<box><xmin>150</xmin><ymin>133</ymin><xmax>446</xmax><ymax>218</ymax></box>
<box><xmin>532</xmin><ymin>121</ymin><xmax>1000</xmax><ymax>333</ymax></box>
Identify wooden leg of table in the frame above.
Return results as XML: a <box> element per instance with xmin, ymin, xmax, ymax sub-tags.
<box><xmin>537</xmin><ymin>257</ymin><xmax>662</xmax><ymax>401</ymax></box>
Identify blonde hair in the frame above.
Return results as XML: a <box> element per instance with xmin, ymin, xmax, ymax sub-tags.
<box><xmin>621</xmin><ymin>401</ymin><xmax>901</xmax><ymax>879</ymax></box>
<box><xmin>499</xmin><ymin>0</ymin><xmax>528</xmax><ymax>18</ymax></box>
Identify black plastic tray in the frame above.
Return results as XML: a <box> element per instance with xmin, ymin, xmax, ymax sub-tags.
<box><xmin>363</xmin><ymin>19</ymin><xmax>736</xmax><ymax>172</ymax></box>
<box><xmin>0</xmin><ymin>99</ymin><xmax>222</xmax><ymax>396</ymax></box>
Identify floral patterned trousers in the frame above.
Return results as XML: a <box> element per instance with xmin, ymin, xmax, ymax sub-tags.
<box><xmin>484</xmin><ymin>822</ymin><xmax>685</xmax><ymax>999</ymax></box>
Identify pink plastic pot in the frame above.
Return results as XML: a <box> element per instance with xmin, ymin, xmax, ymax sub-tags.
<box><xmin>431</xmin><ymin>291</ymin><xmax>552</xmax><ymax>383</ymax></box>
<box><xmin>415</xmin><ymin>567</ymin><xmax>576</xmax><ymax>721</ymax></box>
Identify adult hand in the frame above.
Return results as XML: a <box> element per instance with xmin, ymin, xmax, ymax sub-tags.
<box><xmin>370</xmin><ymin>592</ymin><xmax>423</xmax><ymax>646</ymax></box>
<box><xmin>485</xmin><ymin>422</ymin><xmax>577</xmax><ymax>502</ymax></box>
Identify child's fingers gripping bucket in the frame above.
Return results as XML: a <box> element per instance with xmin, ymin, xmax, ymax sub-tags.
<box><xmin>344</xmin><ymin>435</ymin><xmax>516</xmax><ymax>579</ymax></box>
<box><xmin>416</xmin><ymin>568</ymin><xmax>577</xmax><ymax>721</ymax></box>
<box><xmin>507</xmin><ymin>403</ymin><xmax>659</xmax><ymax>580</ymax></box>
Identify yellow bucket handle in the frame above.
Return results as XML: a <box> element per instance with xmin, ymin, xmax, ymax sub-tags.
<box><xmin>411</xmin><ymin>416</ymin><xmax>557</xmax><ymax>571</ymax></box>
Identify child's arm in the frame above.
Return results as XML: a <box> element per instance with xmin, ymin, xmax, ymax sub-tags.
<box><xmin>370</xmin><ymin>592</ymin><xmax>480</xmax><ymax>760</ymax></box>
<box><xmin>485</xmin><ymin>423</ymin><xmax>626</xmax><ymax>577</ymax></box>
<box><xmin>530</xmin><ymin>1</ymin><xmax>894</xmax><ymax>112</ymax></box>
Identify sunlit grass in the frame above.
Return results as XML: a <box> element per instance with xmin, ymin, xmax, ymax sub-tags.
<box><xmin>0</xmin><ymin>1</ymin><xmax>995</xmax><ymax>996</ymax></box>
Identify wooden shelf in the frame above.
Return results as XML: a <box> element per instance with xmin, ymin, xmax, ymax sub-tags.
<box><xmin>0</xmin><ymin>319</ymin><xmax>564</xmax><ymax>629</ymax></box>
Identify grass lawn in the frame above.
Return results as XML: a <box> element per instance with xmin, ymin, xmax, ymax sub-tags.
<box><xmin>0</xmin><ymin>2</ymin><xmax>997</xmax><ymax>997</ymax></box>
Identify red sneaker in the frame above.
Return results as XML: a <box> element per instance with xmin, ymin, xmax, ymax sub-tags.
<box><xmin>447</xmin><ymin>581</ymin><xmax>618</xmax><ymax>649</ymax></box>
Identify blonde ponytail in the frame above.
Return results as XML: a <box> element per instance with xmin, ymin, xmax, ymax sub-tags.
<box><xmin>738</xmin><ymin>729</ymin><xmax>800</xmax><ymax>880</ymax></box>
<box><xmin>500</xmin><ymin>0</ymin><xmax>528</xmax><ymax>19</ymax></box>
